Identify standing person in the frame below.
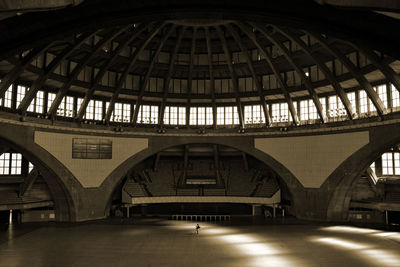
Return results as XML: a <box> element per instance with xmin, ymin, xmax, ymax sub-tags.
<box><xmin>195</xmin><ymin>224</ymin><xmax>200</xmax><ymax>235</ymax></box>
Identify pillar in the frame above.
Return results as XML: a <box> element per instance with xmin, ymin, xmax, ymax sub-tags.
<box><xmin>273</xmin><ymin>204</ymin><xmax>276</xmax><ymax>218</ymax></box>
<box><xmin>252</xmin><ymin>205</ymin><xmax>263</xmax><ymax>216</ymax></box>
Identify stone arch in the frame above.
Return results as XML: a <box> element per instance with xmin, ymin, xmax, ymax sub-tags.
<box><xmin>0</xmin><ymin>124</ymin><xmax>80</xmax><ymax>222</ymax></box>
<box><xmin>99</xmin><ymin>135</ymin><xmax>304</xmax><ymax>217</ymax></box>
<box><xmin>326</xmin><ymin>123</ymin><xmax>400</xmax><ymax>221</ymax></box>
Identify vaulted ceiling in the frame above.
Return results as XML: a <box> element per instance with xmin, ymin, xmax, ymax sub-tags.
<box><xmin>0</xmin><ymin>0</ymin><xmax>400</xmax><ymax>126</ymax></box>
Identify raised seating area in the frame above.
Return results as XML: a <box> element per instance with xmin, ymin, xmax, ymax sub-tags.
<box><xmin>145</xmin><ymin>166</ymin><xmax>176</xmax><ymax>196</ymax></box>
<box><xmin>0</xmin><ymin>192</ymin><xmax>53</xmax><ymax>210</ymax></box>
<box><xmin>204</xmin><ymin>188</ymin><xmax>226</xmax><ymax>196</ymax></box>
<box><xmin>127</xmin><ymin>191</ymin><xmax>281</xmax><ymax>205</ymax></box>
<box><xmin>254</xmin><ymin>179</ymin><xmax>280</xmax><ymax>197</ymax></box>
<box><xmin>176</xmin><ymin>188</ymin><xmax>199</xmax><ymax>196</ymax></box>
<box><xmin>122</xmin><ymin>179</ymin><xmax>147</xmax><ymax>203</ymax></box>
<box><xmin>122</xmin><ymin>159</ymin><xmax>285</xmax><ymax>205</ymax></box>
<box><xmin>386</xmin><ymin>192</ymin><xmax>400</xmax><ymax>203</ymax></box>
<box><xmin>226</xmin><ymin>174</ymin><xmax>257</xmax><ymax>196</ymax></box>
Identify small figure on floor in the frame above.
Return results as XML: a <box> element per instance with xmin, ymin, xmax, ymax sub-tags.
<box><xmin>195</xmin><ymin>224</ymin><xmax>201</xmax><ymax>234</ymax></box>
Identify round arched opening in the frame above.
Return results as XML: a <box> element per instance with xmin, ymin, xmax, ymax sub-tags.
<box><xmin>108</xmin><ymin>143</ymin><xmax>292</xmax><ymax>218</ymax></box>
<box><xmin>0</xmin><ymin>137</ymin><xmax>75</xmax><ymax>225</ymax></box>
<box><xmin>345</xmin><ymin>142</ymin><xmax>400</xmax><ymax>225</ymax></box>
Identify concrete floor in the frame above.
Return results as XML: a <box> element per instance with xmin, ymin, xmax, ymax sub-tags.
<box><xmin>1</xmin><ymin>218</ymin><xmax>400</xmax><ymax>267</ymax></box>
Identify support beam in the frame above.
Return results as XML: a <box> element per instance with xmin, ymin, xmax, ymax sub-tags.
<box><xmin>77</xmin><ymin>23</ymin><xmax>158</xmax><ymax>121</ymax></box>
<box><xmin>104</xmin><ymin>23</ymin><xmax>165</xmax><ymax>122</ymax></box>
<box><xmin>251</xmin><ymin>169</ymin><xmax>260</xmax><ymax>183</ymax></box>
<box><xmin>235</xmin><ymin>21</ymin><xmax>299</xmax><ymax>125</ymax></box>
<box><xmin>158</xmin><ymin>27</ymin><xmax>186</xmax><ymax>126</ymax></box>
<box><xmin>251</xmin><ymin>22</ymin><xmax>326</xmax><ymax>123</ymax></box>
<box><xmin>132</xmin><ymin>24</ymin><xmax>176</xmax><ymax>125</ymax></box>
<box><xmin>19</xmin><ymin>168</ymin><xmax>39</xmax><ymax>197</ymax></box>
<box><xmin>241</xmin><ymin>152</ymin><xmax>249</xmax><ymax>172</ymax></box>
<box><xmin>204</xmin><ymin>27</ymin><xmax>217</xmax><ymax>129</ymax></box>
<box><xmin>366</xmin><ymin>167</ymin><xmax>379</xmax><ymax>189</ymax></box>
<box><xmin>277</xmin><ymin>27</ymin><xmax>356</xmax><ymax>120</ymax></box>
<box><xmin>348</xmin><ymin>43</ymin><xmax>400</xmax><ymax>93</ymax></box>
<box><xmin>47</xmin><ymin>27</ymin><xmax>129</xmax><ymax>117</ymax></box>
<box><xmin>309</xmin><ymin>32</ymin><xmax>387</xmax><ymax>117</ymax></box>
<box><xmin>213</xmin><ymin>144</ymin><xmax>221</xmax><ymax>184</ymax></box>
<box><xmin>0</xmin><ymin>43</ymin><xmax>53</xmax><ymax>99</ymax></box>
<box><xmin>181</xmin><ymin>144</ymin><xmax>189</xmax><ymax>185</ymax></box>
<box><xmin>226</xmin><ymin>24</ymin><xmax>271</xmax><ymax>126</ymax></box>
<box><xmin>153</xmin><ymin>153</ymin><xmax>161</xmax><ymax>172</ymax></box>
<box><xmin>17</xmin><ymin>32</ymin><xmax>95</xmax><ymax>113</ymax></box>
<box><xmin>215</xmin><ymin>26</ymin><xmax>245</xmax><ymax>129</ymax></box>
<box><xmin>186</xmin><ymin>27</ymin><xmax>198</xmax><ymax>126</ymax></box>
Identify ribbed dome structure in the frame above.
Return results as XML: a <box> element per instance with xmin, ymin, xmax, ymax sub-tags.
<box><xmin>0</xmin><ymin>3</ymin><xmax>400</xmax><ymax>131</ymax></box>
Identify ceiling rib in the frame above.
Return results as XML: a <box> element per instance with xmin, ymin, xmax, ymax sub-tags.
<box><xmin>252</xmin><ymin>22</ymin><xmax>326</xmax><ymax>123</ymax></box>
<box><xmin>347</xmin><ymin>42</ymin><xmax>400</xmax><ymax>93</ymax></box>
<box><xmin>205</xmin><ymin>27</ymin><xmax>217</xmax><ymax>129</ymax></box>
<box><xmin>103</xmin><ymin>22</ymin><xmax>167</xmax><ymax>122</ymax></box>
<box><xmin>18</xmin><ymin>32</ymin><xmax>95</xmax><ymax>114</ymax></box>
<box><xmin>309</xmin><ymin>31</ymin><xmax>387</xmax><ymax>117</ymax></box>
<box><xmin>276</xmin><ymin>27</ymin><xmax>356</xmax><ymax>120</ymax></box>
<box><xmin>215</xmin><ymin>26</ymin><xmax>245</xmax><ymax>129</ymax></box>
<box><xmin>226</xmin><ymin>23</ymin><xmax>271</xmax><ymax>126</ymax></box>
<box><xmin>186</xmin><ymin>26</ymin><xmax>198</xmax><ymax>126</ymax></box>
<box><xmin>76</xmin><ymin>22</ymin><xmax>157</xmax><ymax>121</ymax></box>
<box><xmin>131</xmin><ymin>24</ymin><xmax>176</xmax><ymax>125</ymax></box>
<box><xmin>235</xmin><ymin>21</ymin><xmax>299</xmax><ymax>125</ymax></box>
<box><xmin>158</xmin><ymin>26</ymin><xmax>186</xmax><ymax>126</ymax></box>
<box><xmin>0</xmin><ymin>43</ymin><xmax>53</xmax><ymax>100</ymax></box>
<box><xmin>47</xmin><ymin>26</ymin><xmax>130</xmax><ymax>118</ymax></box>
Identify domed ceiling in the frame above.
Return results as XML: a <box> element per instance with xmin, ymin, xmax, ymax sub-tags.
<box><xmin>0</xmin><ymin>1</ymin><xmax>399</xmax><ymax>129</ymax></box>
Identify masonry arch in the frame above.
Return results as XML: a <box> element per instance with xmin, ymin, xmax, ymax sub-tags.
<box><xmin>326</xmin><ymin>124</ymin><xmax>400</xmax><ymax>221</ymax></box>
<box><xmin>100</xmin><ymin>136</ymin><xmax>305</xmax><ymax>218</ymax></box>
<box><xmin>0</xmin><ymin>125</ymin><xmax>80</xmax><ymax>222</ymax></box>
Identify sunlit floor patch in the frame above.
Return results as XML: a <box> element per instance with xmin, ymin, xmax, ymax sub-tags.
<box><xmin>202</xmin><ymin>227</ymin><xmax>233</xmax><ymax>236</ymax></box>
<box><xmin>235</xmin><ymin>243</ymin><xmax>282</xmax><ymax>256</ymax></box>
<box><xmin>362</xmin><ymin>249</ymin><xmax>400</xmax><ymax>267</ymax></box>
<box><xmin>162</xmin><ymin>221</ymin><xmax>302</xmax><ymax>265</ymax></box>
<box><xmin>372</xmin><ymin>232</ymin><xmax>400</xmax><ymax>241</ymax></box>
<box><xmin>213</xmin><ymin>230</ymin><xmax>306</xmax><ymax>266</ymax></box>
<box><xmin>249</xmin><ymin>255</ymin><xmax>300</xmax><ymax>267</ymax></box>
<box><xmin>320</xmin><ymin>225</ymin><xmax>400</xmax><ymax>243</ymax></box>
<box><xmin>321</xmin><ymin>226</ymin><xmax>379</xmax><ymax>234</ymax></box>
<box><xmin>313</xmin><ymin>237</ymin><xmax>369</xmax><ymax>250</ymax></box>
<box><xmin>217</xmin><ymin>234</ymin><xmax>257</xmax><ymax>244</ymax></box>
<box><xmin>311</xmin><ymin>236</ymin><xmax>400</xmax><ymax>267</ymax></box>
<box><xmin>373</xmin><ymin>232</ymin><xmax>396</xmax><ymax>237</ymax></box>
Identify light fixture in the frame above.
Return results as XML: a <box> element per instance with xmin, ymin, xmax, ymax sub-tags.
<box><xmin>114</xmin><ymin>126</ymin><xmax>123</xmax><ymax>132</ymax></box>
